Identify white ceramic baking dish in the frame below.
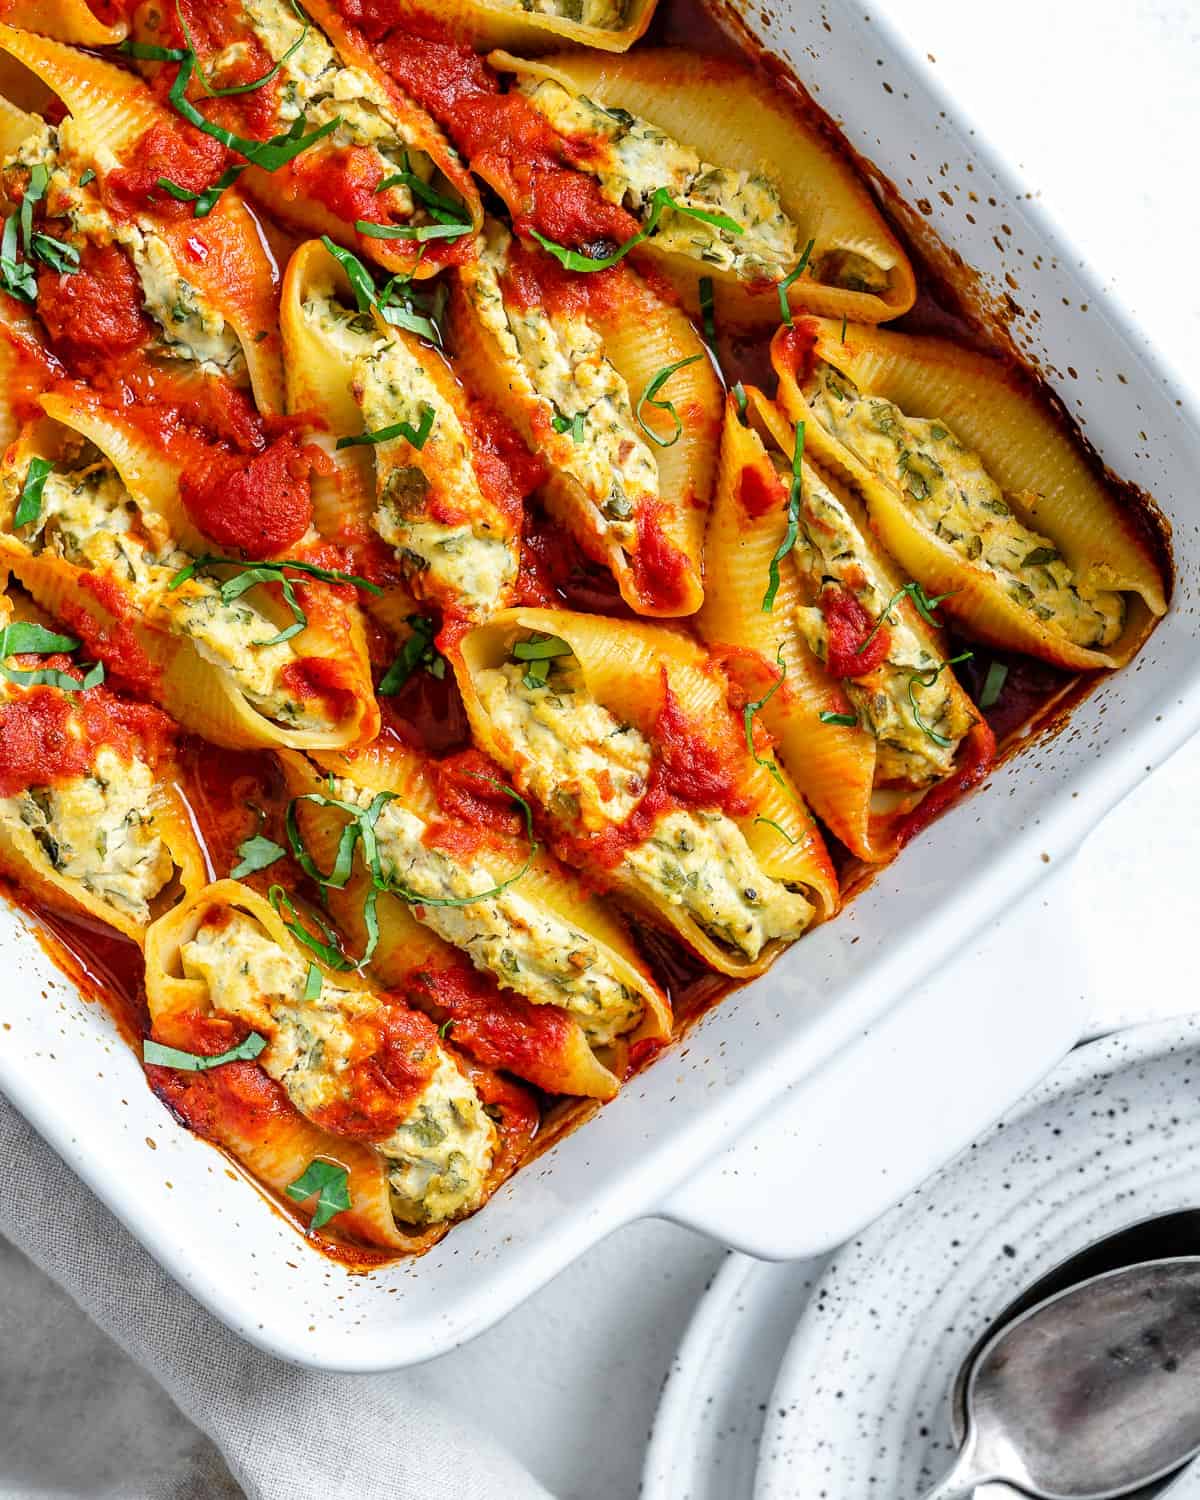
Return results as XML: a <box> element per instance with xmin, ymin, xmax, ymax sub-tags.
<box><xmin>1</xmin><ymin>0</ymin><xmax>1197</xmax><ymax>1371</ymax></box>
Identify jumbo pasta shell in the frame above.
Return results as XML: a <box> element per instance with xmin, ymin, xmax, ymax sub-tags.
<box><xmin>488</xmin><ymin>51</ymin><xmax>916</xmax><ymax>330</ymax></box>
<box><xmin>0</xmin><ymin>1</ymin><xmax>126</xmax><ymax>46</ymax></box>
<box><xmin>358</xmin><ymin>0</ymin><xmax>657</xmax><ymax>55</ymax></box>
<box><xmin>779</xmin><ymin>320</ymin><xmax>1168</xmax><ymax>670</ymax></box>
<box><xmin>448</xmin><ymin>221</ymin><xmax>719</xmax><ymax>616</ymax></box>
<box><xmin>453</xmin><ymin>605</ymin><xmax>838</xmax><ymax>978</ymax></box>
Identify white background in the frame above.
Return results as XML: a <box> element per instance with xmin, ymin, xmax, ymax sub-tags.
<box><xmin>5</xmin><ymin>4</ymin><xmax>1198</xmax><ymax>1498</ymax></box>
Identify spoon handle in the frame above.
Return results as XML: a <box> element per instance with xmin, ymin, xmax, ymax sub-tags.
<box><xmin>919</xmin><ymin>1444</ymin><xmax>997</xmax><ymax>1500</ymax></box>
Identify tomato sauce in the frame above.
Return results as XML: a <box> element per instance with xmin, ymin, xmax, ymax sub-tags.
<box><xmin>35</xmin><ymin>241</ymin><xmax>152</xmax><ymax>368</ymax></box>
<box><xmin>401</xmin><ymin>963</ymin><xmax>574</xmax><ymax>1082</ymax></box>
<box><xmin>181</xmin><ymin>430</ymin><xmax>317</xmax><ymax>554</ymax></box>
<box><xmin>820</xmin><ymin>584</ymin><xmax>891</xmax><ymax>677</ymax></box>
<box><xmin>0</xmin><ymin>679</ymin><xmax>172</xmax><ymax>797</ymax></box>
<box><xmin>103</xmin><ymin>124</ymin><xmax>228</xmax><ymax>220</ymax></box>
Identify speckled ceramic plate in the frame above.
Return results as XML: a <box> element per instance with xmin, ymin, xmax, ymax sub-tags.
<box><xmin>754</xmin><ymin>1018</ymin><xmax>1200</xmax><ymax>1499</ymax></box>
<box><xmin>641</xmin><ymin>1253</ymin><xmax>829</xmax><ymax>1500</ymax></box>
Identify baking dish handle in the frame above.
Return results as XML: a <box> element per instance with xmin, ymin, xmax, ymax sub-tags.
<box><xmin>657</xmin><ymin>857</ymin><xmax>1089</xmax><ymax>1260</ymax></box>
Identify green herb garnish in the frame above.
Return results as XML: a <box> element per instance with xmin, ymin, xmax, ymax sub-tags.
<box><xmin>143</xmin><ymin>1031</ymin><xmax>267</xmax><ymax>1071</ymax></box>
<box><xmin>268</xmin><ymin>884</ymin><xmax>354</xmax><ymax>970</ymax></box>
<box><xmin>743</xmin><ymin>646</ymin><xmax>788</xmax><ymax>793</ymax></box>
<box><xmin>166</xmin><ymin>555</ymin><xmax>382</xmax><ymax>648</ymax></box>
<box><xmin>979</xmin><ymin>659</ymin><xmax>1009</xmax><ymax>710</ymax></box>
<box><xmin>513</xmin><ymin>632</ymin><xmax>571</xmax><ymax>691</ymax></box>
<box><xmin>777</xmin><ymin>237</ymin><xmax>815</xmax><ymax>327</ymax></box>
<box><xmin>0</xmin><ymin>620</ymin><xmax>104</xmax><ymax>691</ymax></box>
<box><xmin>303</xmin><ymin>962</ymin><xmax>323</xmax><ymax>1001</ymax></box>
<box><xmin>231</xmin><ymin>832</ymin><xmax>285</xmax><ymax>878</ymax></box>
<box><xmin>753</xmin><ymin>815</ymin><xmax>796</xmax><ymax>845</ymax></box>
<box><xmin>855</xmin><ymin>581</ymin><xmax>955</xmax><ymax>656</ymax></box>
<box><xmin>636</xmin><ymin>353</ymin><xmax>702</xmax><ymax>448</ymax></box>
<box><xmin>907</xmin><ymin>652</ymin><xmax>973</xmax><ymax>747</ymax></box>
<box><xmin>168</xmin><ymin>53</ymin><xmax>340</xmax><ymax>171</ymax></box>
<box><xmin>285</xmin><ymin>1158</ymin><xmax>351</xmax><ymax>1230</ymax></box>
<box><xmin>550</xmin><ymin>409</ymin><xmax>586</xmax><ymax>444</ymax></box>
<box><xmin>13</xmin><ymin>455</ymin><xmax>52</xmax><ymax>528</ymax></box>
<box><xmin>174</xmin><ymin>0</ymin><xmax>310</xmax><ymax>99</ymax></box>
<box><xmin>819</xmin><ymin>710</ymin><xmax>858</xmax><ymax>726</ymax></box>
<box><xmin>337</xmin><ymin>403</ymin><xmax>435</xmax><ymax>451</ymax></box>
<box><xmin>0</xmin><ymin>213</ymin><xmax>35</xmax><ymax>303</ymax></box>
<box><xmin>531</xmin><ymin>186</ymin><xmax>743</xmax><ymax>276</ymax></box>
<box><xmin>761</xmin><ymin>420</ymin><xmax>805</xmax><ymax>612</ymax></box>
<box><xmin>355</xmin><ymin>218</ymin><xmax>469</xmax><ymax>243</ymax></box>
<box><xmin>379</xmin><ymin>613</ymin><xmax>446</xmax><ymax>695</ymax></box>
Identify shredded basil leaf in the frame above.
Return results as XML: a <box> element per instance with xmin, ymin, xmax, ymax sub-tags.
<box><xmin>698</xmin><ymin>275</ymin><xmax>718</xmax><ymax>354</ymax></box>
<box><xmin>231</xmin><ymin>832</ymin><xmax>285</xmax><ymax>878</ymax></box>
<box><xmin>856</xmin><ymin>581</ymin><xmax>956</xmax><ymax>657</ymax></box>
<box><xmin>514</xmin><ymin>632</ymin><xmax>570</xmax><ymax>690</ymax></box>
<box><xmin>761</xmin><ymin>421</ymin><xmax>805</xmax><ymax>612</ymax></box>
<box><xmin>732</xmin><ymin>381</ymin><xmax>748</xmax><ymax>417</ymax></box>
<box><xmin>355</xmin><ymin>218</ymin><xmax>469</xmax><ymax>242</ymax></box>
<box><xmin>979</xmin><ymin>659</ymin><xmax>1009</xmax><ymax>710</ymax></box>
<box><xmin>118</xmin><ymin>38</ymin><xmax>188</xmax><ymax>60</ymax></box>
<box><xmin>376</xmin><ymin>161</ymin><xmax>468</xmax><ymax>226</ymax></box>
<box><xmin>336</xmin><ymin>403</ymin><xmax>435</xmax><ymax>451</ymax></box>
<box><xmin>777</xmin><ymin>237</ymin><xmax>815</xmax><ymax>327</ymax></box>
<box><xmin>174</xmin><ymin>0</ymin><xmax>309</xmax><ymax>99</ymax></box>
<box><xmin>839</xmin><ymin>313</ymin><xmax>848</xmax><ymax>343</ymax></box>
<box><xmin>0</xmin><ymin>619</ymin><xmax>103</xmax><ymax>691</ymax></box>
<box><xmin>819</xmin><ymin>710</ymin><xmax>858</xmax><ymax>726</ymax></box>
<box><xmin>907</xmin><ymin>652</ymin><xmax>973</xmax><ymax>747</ymax></box>
<box><xmin>1</xmin><ymin>213</ymin><xmax>36</xmax><ymax>303</ymax></box>
<box><xmin>635</xmin><ymin>353</ymin><xmax>702</xmax><ymax>449</ymax></box>
<box><xmin>532</xmin><ymin>186</ymin><xmax>743</xmax><ymax>275</ymax></box>
<box><xmin>168</xmin><ymin>53</ymin><xmax>340</xmax><ymax>170</ymax></box>
<box><xmin>143</xmin><ymin>1031</ymin><xmax>267</xmax><ymax>1071</ymax></box>
<box><xmin>268</xmin><ymin>884</ymin><xmax>354</xmax><ymax>970</ymax></box>
<box><xmin>303</xmin><ymin>962</ymin><xmax>323</xmax><ymax>1001</ymax></box>
<box><xmin>78</xmin><ymin>169</ymin><xmax>96</xmax><ymax>187</ymax></box>
<box><xmin>754</xmin><ymin>815</ymin><xmax>796</xmax><ymax>845</ymax></box>
<box><xmin>167</xmin><ymin>555</ymin><xmax>381</xmax><ymax>648</ymax></box>
<box><xmin>14</xmin><ymin>456</ymin><xmax>52</xmax><ymax>528</ymax></box>
<box><xmin>378</xmin><ymin>613</ymin><xmax>445</xmax><ymax>695</ymax></box>
<box><xmin>743</xmin><ymin>646</ymin><xmax>789</xmax><ymax>793</ymax></box>
<box><xmin>285</xmin><ymin>1158</ymin><xmax>351</xmax><ymax>1229</ymax></box>
<box><xmin>30</xmin><ymin>233</ymin><xmax>79</xmax><ymax>273</ymax></box>
<box><xmin>438</xmin><ymin>1018</ymin><xmax>454</xmax><ymax>1038</ymax></box>
<box><xmin>550</xmin><ymin>408</ymin><xmax>586</xmax><ymax>444</ymax></box>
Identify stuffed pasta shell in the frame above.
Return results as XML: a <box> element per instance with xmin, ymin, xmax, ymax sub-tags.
<box><xmin>282</xmin><ymin>238</ymin><xmax>522</xmax><ymax>620</ymax></box>
<box><xmin>451</xmin><ymin>607</ymin><xmax>838</xmax><ymax>977</ymax></box>
<box><xmin>449</xmin><ymin>221</ymin><xmax>720</xmax><ymax>616</ymax></box>
<box><xmin>482</xmin><ymin>51</ymin><xmax>916</xmax><ymax>330</ymax></box>
<box><xmin>144</xmin><ymin>879</ymin><xmax>537</xmax><ymax>1246</ymax></box>
<box><xmin>698</xmin><ymin>391</ymin><xmax>992</xmax><ymax>862</ymax></box>
<box><xmin>335</xmin><ymin>0</ymin><xmax>657</xmax><ymax>56</ymax></box>
<box><xmin>0</xmin><ymin>27</ymin><xmax>282</xmax><ymax>409</ymax></box>
<box><xmin>280</xmin><ymin>736</ymin><xmax>670</xmax><ymax>1099</ymax></box>
<box><xmin>0</xmin><ymin>578</ymin><xmax>204</xmax><ymax>942</ymax></box>
<box><xmin>0</xmin><ymin>1</ymin><xmax>126</xmax><ymax>46</ymax></box>
<box><xmin>125</xmin><ymin>0</ymin><xmax>480</xmax><ymax>276</ymax></box>
<box><xmin>778</xmin><ymin>321</ymin><xmax>1168</xmax><ymax>670</ymax></box>
<box><xmin>0</xmin><ymin>391</ymin><xmax>378</xmax><ymax>750</ymax></box>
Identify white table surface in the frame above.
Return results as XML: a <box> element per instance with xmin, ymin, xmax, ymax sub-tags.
<box><xmin>6</xmin><ymin>4</ymin><xmax>1198</xmax><ymax>1498</ymax></box>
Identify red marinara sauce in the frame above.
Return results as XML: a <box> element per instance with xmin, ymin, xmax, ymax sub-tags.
<box><xmin>820</xmin><ymin>585</ymin><xmax>891</xmax><ymax>677</ymax></box>
<box><xmin>36</xmin><ymin>240</ymin><xmax>154</xmax><ymax>368</ymax></box>
<box><xmin>181</xmin><ymin>431</ymin><xmax>318</xmax><ymax>555</ymax></box>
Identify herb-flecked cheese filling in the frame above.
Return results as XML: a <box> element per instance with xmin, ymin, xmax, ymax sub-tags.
<box><xmin>303</xmin><ymin>294</ymin><xmax>517</xmax><ymax>614</ymax></box>
<box><xmin>331</xmin><ymin>777</ymin><xmax>643</xmax><ymax>1045</ymax></box>
<box><xmin>504</xmin><ymin>0</ymin><xmax>624</xmax><ymax>28</ymax></box>
<box><xmin>474</xmin><ymin>654</ymin><xmax>813</xmax><ymax>960</ymax></box>
<box><xmin>809</xmin><ymin>362</ymin><xmax>1126</xmax><ymax>649</ymax></box>
<box><xmin>466</xmin><ymin>224</ymin><xmax>658</xmax><ymax>552</ymax></box>
<box><xmin>8</xmin><ymin>121</ymin><xmax>247</xmax><ymax>380</ymax></box>
<box><xmin>786</xmin><ymin>462</ymin><xmax>973</xmax><ymax>785</ymax></box>
<box><xmin>0</xmin><ymin>742</ymin><xmax>172</xmax><ymax>924</ymax></box>
<box><xmin>6</xmin><ymin>448</ymin><xmax>336</xmax><ymax>733</ymax></box>
<box><xmin>180</xmin><ymin>910</ymin><xmax>496</xmax><ymax>1224</ymax></box>
<box><xmin>142</xmin><ymin>0</ymin><xmax>455</xmax><ymax>228</ymax></box>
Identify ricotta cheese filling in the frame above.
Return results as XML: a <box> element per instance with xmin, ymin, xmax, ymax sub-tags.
<box><xmin>786</xmin><ymin>462</ymin><xmax>972</xmax><ymax>785</ymax></box>
<box><xmin>516</xmin><ymin>78</ymin><xmax>885</xmax><ymax>292</ymax></box>
<box><xmin>508</xmin><ymin>0</ymin><xmax>625</xmax><ymax>26</ymax></box>
<box><xmin>9</xmin><ymin>121</ymin><xmax>247</xmax><ymax>380</ymax></box>
<box><xmin>331</xmin><ymin>776</ymin><xmax>643</xmax><ymax>1046</ymax></box>
<box><xmin>474</xmin><ymin>653</ymin><xmax>813</xmax><ymax>960</ymax></box>
<box><xmin>466</xmin><ymin>225</ymin><xmax>658</xmax><ymax>552</ymax></box>
<box><xmin>809</xmin><ymin>363</ymin><xmax>1126</xmax><ymax>649</ymax></box>
<box><xmin>211</xmin><ymin>0</ymin><xmax>454</xmax><ymax>226</ymax></box>
<box><xmin>0</xmin><ymin>744</ymin><xmax>172</xmax><ymax>924</ymax></box>
<box><xmin>304</xmin><ymin>295</ymin><xmax>516</xmax><ymax>613</ymax></box>
<box><xmin>180</xmin><ymin>910</ymin><xmax>496</xmax><ymax>1224</ymax></box>
<box><xmin>9</xmin><ymin>449</ymin><xmax>336</xmax><ymax>733</ymax></box>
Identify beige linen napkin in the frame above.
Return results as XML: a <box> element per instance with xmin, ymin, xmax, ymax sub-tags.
<box><xmin>0</xmin><ymin>1092</ymin><xmax>555</xmax><ymax>1500</ymax></box>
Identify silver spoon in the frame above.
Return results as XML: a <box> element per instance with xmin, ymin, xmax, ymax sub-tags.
<box><xmin>922</xmin><ymin>1256</ymin><xmax>1200</xmax><ymax>1499</ymax></box>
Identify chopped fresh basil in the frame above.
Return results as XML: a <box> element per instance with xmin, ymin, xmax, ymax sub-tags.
<box><xmin>777</xmin><ymin>237</ymin><xmax>815</xmax><ymax>326</ymax></box>
<box><xmin>979</xmin><ymin>659</ymin><xmax>1009</xmax><ymax>710</ymax></box>
<box><xmin>143</xmin><ymin>1031</ymin><xmax>267</xmax><ymax>1071</ymax></box>
<box><xmin>839</xmin><ymin>313</ymin><xmax>848</xmax><ymax>343</ymax></box>
<box><xmin>550</xmin><ymin>408</ymin><xmax>586</xmax><ymax>444</ymax></box>
<box><xmin>285</xmin><ymin>1158</ymin><xmax>351</xmax><ymax>1230</ymax></box>
<box><xmin>753</xmin><ymin>815</ymin><xmax>796</xmax><ymax>845</ymax></box>
<box><xmin>355</xmin><ymin>218</ymin><xmax>469</xmax><ymax>243</ymax></box>
<box><xmin>635</xmin><ymin>353</ymin><xmax>702</xmax><ymax>448</ymax></box>
<box><xmin>30</xmin><ymin>233</ymin><xmax>79</xmax><ymax>273</ymax></box>
<box><xmin>175</xmin><ymin>0</ymin><xmax>310</xmax><ymax>99</ymax></box>
<box><xmin>268</xmin><ymin>883</ymin><xmax>354</xmax><ymax>970</ymax></box>
<box><xmin>732</xmin><ymin>381</ymin><xmax>748</xmax><ymax>417</ymax></box>
<box><xmin>761</xmin><ymin>421</ymin><xmax>805</xmax><ymax>613</ymax></box>
<box><xmin>78</xmin><ymin>169</ymin><xmax>96</xmax><ymax>187</ymax></box>
<box><xmin>117</xmin><ymin>38</ymin><xmax>189</xmax><ymax>60</ymax></box>
<box><xmin>231</xmin><ymin>832</ymin><xmax>285</xmax><ymax>878</ymax></box>
<box><xmin>743</xmin><ymin>645</ymin><xmax>789</xmax><ymax>792</ymax></box>
<box><xmin>336</xmin><ymin>403</ymin><xmax>435</xmax><ymax>451</ymax></box>
<box><xmin>319</xmin><ymin>237</ymin><xmax>445</xmax><ymax>344</ymax></box>
<box><xmin>907</xmin><ymin>652</ymin><xmax>973</xmax><ymax>747</ymax></box>
<box><xmin>698</xmin><ymin>275</ymin><xmax>717</xmax><ymax>354</ymax></box>
<box><xmin>1</xmin><ymin>213</ymin><xmax>36</xmax><ymax>303</ymax></box>
<box><xmin>529</xmin><ymin>185</ymin><xmax>741</xmax><ymax>276</ymax></box>
<box><xmin>855</xmin><ymin>581</ymin><xmax>956</xmax><ymax>657</ymax></box>
<box><xmin>303</xmin><ymin>962</ymin><xmax>323</xmax><ymax>1002</ymax></box>
<box><xmin>168</xmin><ymin>54</ymin><xmax>340</xmax><ymax>171</ymax></box>
<box><xmin>158</xmin><ymin>165</ymin><xmax>246</xmax><ymax>218</ymax></box>
<box><xmin>14</xmin><ymin>456</ymin><xmax>52</xmax><ymax>528</ymax></box>
<box><xmin>0</xmin><ymin>619</ymin><xmax>103</xmax><ymax>691</ymax></box>
<box><xmin>819</xmin><ymin>710</ymin><xmax>858</xmax><ymax>726</ymax></box>
<box><xmin>438</xmin><ymin>1018</ymin><xmax>454</xmax><ymax>1038</ymax></box>
<box><xmin>167</xmin><ymin>555</ymin><xmax>382</xmax><ymax>649</ymax></box>
<box><xmin>378</xmin><ymin>613</ymin><xmax>445</xmax><ymax>695</ymax></box>
<box><xmin>514</xmin><ymin>632</ymin><xmax>571</xmax><ymax>691</ymax></box>
<box><xmin>375</xmin><ymin>159</ymin><xmax>469</xmax><ymax>227</ymax></box>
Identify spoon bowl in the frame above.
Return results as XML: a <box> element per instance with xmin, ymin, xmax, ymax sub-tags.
<box><xmin>922</xmin><ymin>1257</ymin><xmax>1200</xmax><ymax>1500</ymax></box>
